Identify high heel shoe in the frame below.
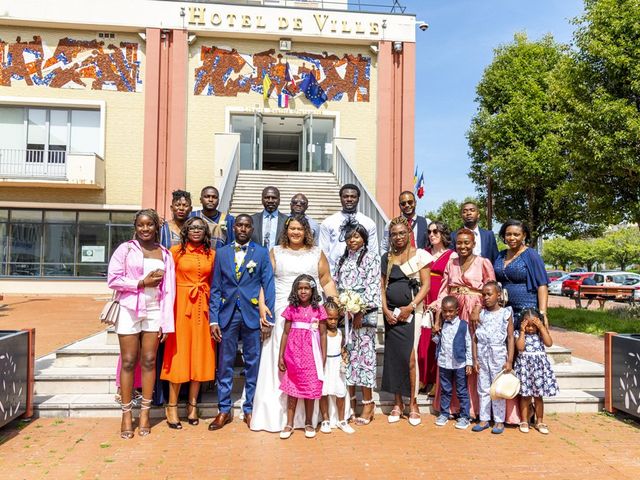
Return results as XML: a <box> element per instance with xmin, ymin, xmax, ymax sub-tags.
<box><xmin>139</xmin><ymin>397</ymin><xmax>154</xmax><ymax>436</ymax></box>
<box><xmin>120</xmin><ymin>401</ymin><xmax>134</xmax><ymax>439</ymax></box>
<box><xmin>355</xmin><ymin>399</ymin><xmax>376</xmax><ymax>426</ymax></box>
<box><xmin>187</xmin><ymin>401</ymin><xmax>199</xmax><ymax>426</ymax></box>
<box><xmin>165</xmin><ymin>403</ymin><xmax>183</xmax><ymax>430</ymax></box>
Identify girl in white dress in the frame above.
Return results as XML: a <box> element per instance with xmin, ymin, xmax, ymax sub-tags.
<box><xmin>319</xmin><ymin>300</ymin><xmax>355</xmax><ymax>434</ymax></box>
<box><xmin>251</xmin><ymin>215</ymin><xmax>339</xmax><ymax>432</ymax></box>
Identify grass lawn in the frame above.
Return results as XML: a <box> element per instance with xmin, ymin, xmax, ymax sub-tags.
<box><xmin>549</xmin><ymin>307</ymin><xmax>640</xmax><ymax>336</ymax></box>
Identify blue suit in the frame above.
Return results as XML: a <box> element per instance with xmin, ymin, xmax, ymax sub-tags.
<box><xmin>209</xmin><ymin>241</ymin><xmax>275</xmax><ymax>414</ymax></box>
<box><xmin>450</xmin><ymin>228</ymin><xmax>499</xmax><ymax>264</ymax></box>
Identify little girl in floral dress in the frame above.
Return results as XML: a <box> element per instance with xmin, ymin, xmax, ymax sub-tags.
<box><xmin>278</xmin><ymin>274</ymin><xmax>327</xmax><ymax>439</ymax></box>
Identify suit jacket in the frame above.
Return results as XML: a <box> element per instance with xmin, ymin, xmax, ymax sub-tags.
<box><xmin>250</xmin><ymin>210</ymin><xmax>288</xmax><ymax>247</ymax></box>
<box><xmin>450</xmin><ymin>227</ymin><xmax>499</xmax><ymax>264</ymax></box>
<box><xmin>209</xmin><ymin>241</ymin><xmax>275</xmax><ymax>329</ymax></box>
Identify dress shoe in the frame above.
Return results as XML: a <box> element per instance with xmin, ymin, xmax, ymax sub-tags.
<box><xmin>208</xmin><ymin>411</ymin><xmax>233</xmax><ymax>431</ymax></box>
<box><xmin>243</xmin><ymin>413</ymin><xmax>252</xmax><ymax>428</ymax></box>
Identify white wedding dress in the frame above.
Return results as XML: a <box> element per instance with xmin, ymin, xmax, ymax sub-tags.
<box><xmin>251</xmin><ymin>246</ymin><xmax>349</xmax><ymax>432</ymax></box>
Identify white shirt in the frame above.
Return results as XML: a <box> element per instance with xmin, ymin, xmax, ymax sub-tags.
<box><xmin>472</xmin><ymin>226</ymin><xmax>482</xmax><ymax>257</ymax></box>
<box><xmin>319</xmin><ymin>211</ymin><xmax>378</xmax><ymax>275</ymax></box>
<box><xmin>437</xmin><ymin>316</ymin><xmax>472</xmax><ymax>370</ymax></box>
<box><xmin>234</xmin><ymin>242</ymin><xmax>248</xmax><ymax>268</ymax></box>
<box><xmin>261</xmin><ymin>209</ymin><xmax>279</xmax><ymax>249</ymax></box>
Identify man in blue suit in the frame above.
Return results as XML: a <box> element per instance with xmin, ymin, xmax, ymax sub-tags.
<box><xmin>450</xmin><ymin>201</ymin><xmax>499</xmax><ymax>264</ymax></box>
<box><xmin>209</xmin><ymin>214</ymin><xmax>275</xmax><ymax>430</ymax></box>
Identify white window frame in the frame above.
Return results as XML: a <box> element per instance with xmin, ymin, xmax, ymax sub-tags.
<box><xmin>0</xmin><ymin>96</ymin><xmax>106</xmax><ymax>158</ymax></box>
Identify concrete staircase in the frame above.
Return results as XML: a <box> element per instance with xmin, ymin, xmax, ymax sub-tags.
<box><xmin>229</xmin><ymin>170</ymin><xmax>343</xmax><ymax>221</ymax></box>
<box><xmin>34</xmin><ymin>324</ymin><xmax>605</xmax><ymax>418</ymax></box>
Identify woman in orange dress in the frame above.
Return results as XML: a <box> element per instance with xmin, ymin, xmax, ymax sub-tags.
<box><xmin>161</xmin><ymin>217</ymin><xmax>216</xmax><ymax>428</ymax></box>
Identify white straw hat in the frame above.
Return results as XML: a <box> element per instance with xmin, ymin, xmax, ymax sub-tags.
<box><xmin>490</xmin><ymin>370</ymin><xmax>521</xmax><ymax>400</ymax></box>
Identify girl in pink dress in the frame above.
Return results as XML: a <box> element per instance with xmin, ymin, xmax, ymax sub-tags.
<box><xmin>278</xmin><ymin>274</ymin><xmax>328</xmax><ymax>439</ymax></box>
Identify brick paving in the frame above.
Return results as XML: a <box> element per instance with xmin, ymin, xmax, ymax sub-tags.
<box><xmin>0</xmin><ymin>413</ymin><xmax>639</xmax><ymax>479</ymax></box>
<box><xmin>0</xmin><ymin>295</ymin><xmax>105</xmax><ymax>358</ymax></box>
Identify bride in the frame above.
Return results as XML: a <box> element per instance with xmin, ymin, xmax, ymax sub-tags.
<box><xmin>250</xmin><ymin>214</ymin><xmax>339</xmax><ymax>432</ymax></box>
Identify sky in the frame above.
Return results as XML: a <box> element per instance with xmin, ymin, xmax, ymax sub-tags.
<box><xmin>403</xmin><ymin>0</ymin><xmax>585</xmax><ymax>215</ymax></box>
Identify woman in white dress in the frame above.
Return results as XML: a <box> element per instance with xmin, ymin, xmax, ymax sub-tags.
<box><xmin>251</xmin><ymin>214</ymin><xmax>339</xmax><ymax>432</ymax></box>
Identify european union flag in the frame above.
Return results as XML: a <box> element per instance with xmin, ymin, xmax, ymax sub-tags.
<box><xmin>299</xmin><ymin>72</ymin><xmax>327</xmax><ymax>108</ymax></box>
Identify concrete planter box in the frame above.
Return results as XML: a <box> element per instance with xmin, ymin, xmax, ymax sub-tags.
<box><xmin>609</xmin><ymin>333</ymin><xmax>640</xmax><ymax>418</ymax></box>
<box><xmin>0</xmin><ymin>330</ymin><xmax>35</xmax><ymax>428</ymax></box>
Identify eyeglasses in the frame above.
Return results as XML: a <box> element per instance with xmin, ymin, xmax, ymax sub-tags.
<box><xmin>188</xmin><ymin>225</ymin><xmax>206</xmax><ymax>231</ymax></box>
<box><xmin>399</xmin><ymin>200</ymin><xmax>415</xmax><ymax>206</ymax></box>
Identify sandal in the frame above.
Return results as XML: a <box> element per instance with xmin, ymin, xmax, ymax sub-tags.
<box><xmin>519</xmin><ymin>422</ymin><xmax>530</xmax><ymax>433</ymax></box>
<box><xmin>356</xmin><ymin>399</ymin><xmax>375</xmax><ymax>426</ymax></box>
<box><xmin>187</xmin><ymin>402</ymin><xmax>199</xmax><ymax>426</ymax></box>
<box><xmin>165</xmin><ymin>403</ymin><xmax>183</xmax><ymax>430</ymax></box>
<box><xmin>535</xmin><ymin>423</ymin><xmax>549</xmax><ymax>435</ymax></box>
<box><xmin>279</xmin><ymin>425</ymin><xmax>293</xmax><ymax>440</ymax></box>
<box><xmin>120</xmin><ymin>401</ymin><xmax>134</xmax><ymax>440</ymax></box>
<box><xmin>388</xmin><ymin>405</ymin><xmax>404</xmax><ymax>424</ymax></box>
<box><xmin>304</xmin><ymin>424</ymin><xmax>316</xmax><ymax>438</ymax></box>
<box><xmin>408</xmin><ymin>410</ymin><xmax>421</xmax><ymax>426</ymax></box>
<box><xmin>139</xmin><ymin>397</ymin><xmax>153</xmax><ymax>437</ymax></box>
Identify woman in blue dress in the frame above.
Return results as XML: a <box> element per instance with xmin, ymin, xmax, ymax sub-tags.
<box><xmin>493</xmin><ymin>220</ymin><xmax>549</xmax><ymax>330</ymax></box>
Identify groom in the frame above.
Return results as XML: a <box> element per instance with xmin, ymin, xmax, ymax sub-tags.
<box><xmin>209</xmin><ymin>214</ymin><xmax>275</xmax><ymax>430</ymax></box>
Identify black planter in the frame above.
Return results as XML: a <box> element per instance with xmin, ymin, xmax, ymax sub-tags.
<box><xmin>0</xmin><ymin>330</ymin><xmax>31</xmax><ymax>428</ymax></box>
<box><xmin>611</xmin><ymin>334</ymin><xmax>640</xmax><ymax>418</ymax></box>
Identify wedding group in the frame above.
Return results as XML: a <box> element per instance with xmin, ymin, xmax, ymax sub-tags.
<box><xmin>106</xmin><ymin>182</ymin><xmax>558</xmax><ymax>440</ymax></box>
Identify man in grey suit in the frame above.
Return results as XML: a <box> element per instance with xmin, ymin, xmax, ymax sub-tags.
<box><xmin>251</xmin><ymin>186</ymin><xmax>288</xmax><ymax>249</ymax></box>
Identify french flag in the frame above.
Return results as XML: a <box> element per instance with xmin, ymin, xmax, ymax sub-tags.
<box><xmin>278</xmin><ymin>92</ymin><xmax>289</xmax><ymax>108</ymax></box>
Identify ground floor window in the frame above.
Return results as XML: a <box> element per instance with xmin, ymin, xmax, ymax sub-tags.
<box><xmin>0</xmin><ymin>209</ymin><xmax>134</xmax><ymax>278</ymax></box>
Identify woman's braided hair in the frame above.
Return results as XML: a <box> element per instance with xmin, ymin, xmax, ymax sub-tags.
<box><xmin>385</xmin><ymin>216</ymin><xmax>411</xmax><ymax>279</ymax></box>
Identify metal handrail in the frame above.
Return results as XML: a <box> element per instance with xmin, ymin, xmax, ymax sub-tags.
<box><xmin>218</xmin><ymin>142</ymin><xmax>241</xmax><ymax>212</ymax></box>
<box><xmin>334</xmin><ymin>144</ymin><xmax>389</xmax><ymax>243</ymax></box>
<box><xmin>0</xmin><ymin>148</ymin><xmax>67</xmax><ymax>179</ymax></box>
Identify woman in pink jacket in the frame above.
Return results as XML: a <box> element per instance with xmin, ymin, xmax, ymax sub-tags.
<box><xmin>107</xmin><ymin>209</ymin><xmax>176</xmax><ymax>439</ymax></box>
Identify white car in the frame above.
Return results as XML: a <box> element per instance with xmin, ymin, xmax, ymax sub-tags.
<box><xmin>549</xmin><ymin>274</ymin><xmax>572</xmax><ymax>295</ymax></box>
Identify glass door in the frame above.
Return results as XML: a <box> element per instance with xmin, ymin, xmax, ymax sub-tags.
<box><xmin>301</xmin><ymin>114</ymin><xmax>313</xmax><ymax>172</ymax></box>
<box><xmin>231</xmin><ymin>113</ymin><xmax>263</xmax><ymax>170</ymax></box>
<box><xmin>253</xmin><ymin>112</ymin><xmax>263</xmax><ymax>170</ymax></box>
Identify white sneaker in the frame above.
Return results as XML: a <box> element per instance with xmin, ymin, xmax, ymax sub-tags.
<box><xmin>320</xmin><ymin>420</ymin><xmax>331</xmax><ymax>434</ymax></box>
<box><xmin>337</xmin><ymin>420</ymin><xmax>355</xmax><ymax>434</ymax></box>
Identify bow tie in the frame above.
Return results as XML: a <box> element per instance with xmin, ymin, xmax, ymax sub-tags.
<box><xmin>235</xmin><ymin>245</ymin><xmax>248</xmax><ymax>252</ymax></box>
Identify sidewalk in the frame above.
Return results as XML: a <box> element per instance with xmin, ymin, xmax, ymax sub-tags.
<box><xmin>1</xmin><ymin>413</ymin><xmax>638</xmax><ymax>479</ymax></box>
<box><xmin>0</xmin><ymin>295</ymin><xmax>106</xmax><ymax>358</ymax></box>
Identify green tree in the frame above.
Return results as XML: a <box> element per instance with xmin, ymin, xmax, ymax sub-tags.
<box><xmin>562</xmin><ymin>0</ymin><xmax>640</xmax><ymax>229</ymax></box>
<box><xmin>425</xmin><ymin>197</ymin><xmax>487</xmax><ymax>232</ymax></box>
<box><xmin>467</xmin><ymin>33</ymin><xmax>601</xmax><ymax>245</ymax></box>
<box><xmin>600</xmin><ymin>227</ymin><xmax>640</xmax><ymax>270</ymax></box>
<box><xmin>542</xmin><ymin>237</ymin><xmax>574</xmax><ymax>270</ymax></box>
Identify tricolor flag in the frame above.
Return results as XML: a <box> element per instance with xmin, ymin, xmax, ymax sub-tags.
<box><xmin>263</xmin><ymin>73</ymin><xmax>272</xmax><ymax>100</ymax></box>
<box><xmin>416</xmin><ymin>173</ymin><xmax>425</xmax><ymax>199</ymax></box>
<box><xmin>413</xmin><ymin>167</ymin><xmax>418</xmax><ymax>188</ymax></box>
<box><xmin>284</xmin><ymin>62</ymin><xmax>299</xmax><ymax>96</ymax></box>
<box><xmin>278</xmin><ymin>92</ymin><xmax>289</xmax><ymax>108</ymax></box>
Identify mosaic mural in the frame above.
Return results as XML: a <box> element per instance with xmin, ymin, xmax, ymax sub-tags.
<box><xmin>194</xmin><ymin>46</ymin><xmax>370</xmax><ymax>102</ymax></box>
<box><xmin>0</xmin><ymin>35</ymin><xmax>143</xmax><ymax>92</ymax></box>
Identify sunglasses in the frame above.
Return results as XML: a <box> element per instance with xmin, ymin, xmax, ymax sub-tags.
<box><xmin>399</xmin><ymin>200</ymin><xmax>415</xmax><ymax>206</ymax></box>
<box><xmin>291</xmin><ymin>200</ymin><xmax>307</xmax><ymax>206</ymax></box>
<box><xmin>428</xmin><ymin>229</ymin><xmax>440</xmax><ymax>234</ymax></box>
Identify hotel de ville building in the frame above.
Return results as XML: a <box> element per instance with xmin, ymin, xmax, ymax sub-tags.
<box><xmin>0</xmin><ymin>0</ymin><xmax>418</xmax><ymax>293</ymax></box>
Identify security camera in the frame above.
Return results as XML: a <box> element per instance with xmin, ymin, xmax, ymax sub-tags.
<box><xmin>418</xmin><ymin>21</ymin><xmax>429</xmax><ymax>31</ymax></box>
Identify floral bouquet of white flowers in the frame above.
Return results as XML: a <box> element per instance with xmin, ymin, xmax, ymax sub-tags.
<box><xmin>338</xmin><ymin>290</ymin><xmax>366</xmax><ymax>315</ymax></box>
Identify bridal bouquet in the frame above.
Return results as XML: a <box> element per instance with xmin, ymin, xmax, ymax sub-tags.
<box><xmin>338</xmin><ymin>290</ymin><xmax>366</xmax><ymax>314</ymax></box>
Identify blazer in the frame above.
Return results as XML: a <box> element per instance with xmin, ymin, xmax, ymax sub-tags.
<box><xmin>450</xmin><ymin>227</ymin><xmax>499</xmax><ymax>264</ymax></box>
<box><xmin>250</xmin><ymin>210</ymin><xmax>288</xmax><ymax>247</ymax></box>
<box><xmin>209</xmin><ymin>241</ymin><xmax>276</xmax><ymax>329</ymax></box>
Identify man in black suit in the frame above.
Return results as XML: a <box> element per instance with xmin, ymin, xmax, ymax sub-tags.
<box><xmin>450</xmin><ymin>201</ymin><xmax>499</xmax><ymax>264</ymax></box>
<box><xmin>381</xmin><ymin>191</ymin><xmax>431</xmax><ymax>252</ymax></box>
<box><xmin>250</xmin><ymin>186</ymin><xmax>288</xmax><ymax>249</ymax></box>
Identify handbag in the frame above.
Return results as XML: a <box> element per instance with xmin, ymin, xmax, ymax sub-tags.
<box><xmin>99</xmin><ymin>244</ymin><xmax>131</xmax><ymax>326</ymax></box>
<box><xmin>99</xmin><ymin>292</ymin><xmax>121</xmax><ymax>326</ymax></box>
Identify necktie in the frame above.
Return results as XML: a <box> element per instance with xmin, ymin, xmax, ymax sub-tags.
<box><xmin>264</xmin><ymin>213</ymin><xmax>274</xmax><ymax>248</ymax></box>
<box><xmin>408</xmin><ymin>217</ymin><xmax>416</xmax><ymax>247</ymax></box>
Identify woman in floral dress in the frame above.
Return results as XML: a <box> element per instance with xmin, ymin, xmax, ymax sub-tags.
<box><xmin>334</xmin><ymin>224</ymin><xmax>381</xmax><ymax>425</ymax></box>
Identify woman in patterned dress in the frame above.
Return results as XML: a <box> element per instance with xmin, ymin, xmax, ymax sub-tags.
<box><xmin>334</xmin><ymin>223</ymin><xmax>381</xmax><ymax>425</ymax></box>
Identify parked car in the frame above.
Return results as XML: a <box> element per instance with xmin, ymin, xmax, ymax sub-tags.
<box><xmin>623</xmin><ymin>278</ymin><xmax>640</xmax><ymax>302</ymax></box>
<box><xmin>561</xmin><ymin>273</ymin><xmax>595</xmax><ymax>297</ymax></box>
<box><xmin>549</xmin><ymin>274</ymin><xmax>572</xmax><ymax>295</ymax></box>
<box><xmin>546</xmin><ymin>270</ymin><xmax>566</xmax><ymax>282</ymax></box>
<box><xmin>595</xmin><ymin>271</ymin><xmax>640</xmax><ymax>286</ymax></box>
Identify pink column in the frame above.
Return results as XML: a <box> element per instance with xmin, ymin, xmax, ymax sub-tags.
<box><xmin>142</xmin><ymin>29</ymin><xmax>187</xmax><ymax>218</ymax></box>
<box><xmin>376</xmin><ymin>41</ymin><xmax>416</xmax><ymax>218</ymax></box>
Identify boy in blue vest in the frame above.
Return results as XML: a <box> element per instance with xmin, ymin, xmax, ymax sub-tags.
<box><xmin>434</xmin><ymin>296</ymin><xmax>473</xmax><ymax>429</ymax></box>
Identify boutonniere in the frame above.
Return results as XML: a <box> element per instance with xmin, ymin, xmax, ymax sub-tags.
<box><xmin>219</xmin><ymin>223</ymin><xmax>227</xmax><ymax>231</ymax></box>
<box><xmin>246</xmin><ymin>260</ymin><xmax>258</xmax><ymax>274</ymax></box>
<box><xmin>251</xmin><ymin>298</ymin><xmax>259</xmax><ymax>305</ymax></box>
